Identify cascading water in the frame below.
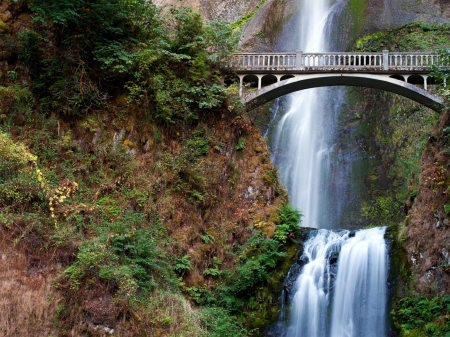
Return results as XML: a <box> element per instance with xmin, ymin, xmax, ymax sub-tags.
<box><xmin>265</xmin><ymin>0</ymin><xmax>390</xmax><ymax>336</ymax></box>
<box><xmin>286</xmin><ymin>230</ymin><xmax>346</xmax><ymax>337</ymax></box>
<box><xmin>270</xmin><ymin>0</ymin><xmax>332</xmax><ymax>229</ymax></box>
<box><xmin>330</xmin><ymin>227</ymin><xmax>388</xmax><ymax>337</ymax></box>
<box><xmin>278</xmin><ymin>228</ymin><xmax>388</xmax><ymax>337</ymax></box>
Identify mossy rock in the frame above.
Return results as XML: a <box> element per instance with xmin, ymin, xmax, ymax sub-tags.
<box><xmin>0</xmin><ymin>21</ymin><xmax>8</xmax><ymax>33</ymax></box>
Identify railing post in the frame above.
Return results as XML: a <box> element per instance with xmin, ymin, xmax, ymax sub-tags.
<box><xmin>296</xmin><ymin>51</ymin><xmax>303</xmax><ymax>70</ymax></box>
<box><xmin>383</xmin><ymin>50</ymin><xmax>389</xmax><ymax>70</ymax></box>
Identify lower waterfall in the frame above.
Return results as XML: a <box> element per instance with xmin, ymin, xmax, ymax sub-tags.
<box><xmin>269</xmin><ymin>227</ymin><xmax>388</xmax><ymax>337</ymax></box>
<box><xmin>330</xmin><ymin>227</ymin><xmax>388</xmax><ymax>337</ymax></box>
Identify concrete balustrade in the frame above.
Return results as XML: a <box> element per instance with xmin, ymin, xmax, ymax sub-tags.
<box><xmin>224</xmin><ymin>51</ymin><xmax>439</xmax><ymax>72</ymax></box>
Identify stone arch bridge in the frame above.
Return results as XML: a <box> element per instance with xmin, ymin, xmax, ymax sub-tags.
<box><xmin>222</xmin><ymin>51</ymin><xmax>444</xmax><ymax>112</ymax></box>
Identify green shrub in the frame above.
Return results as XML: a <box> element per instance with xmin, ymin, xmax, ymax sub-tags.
<box><xmin>187</xmin><ymin>129</ymin><xmax>209</xmax><ymax>159</ymax></box>
<box><xmin>274</xmin><ymin>203</ymin><xmax>301</xmax><ymax>243</ymax></box>
<box><xmin>393</xmin><ymin>295</ymin><xmax>450</xmax><ymax>336</ymax></box>
<box><xmin>174</xmin><ymin>255</ymin><xmax>193</xmax><ymax>275</ymax></box>
<box><xmin>201</xmin><ymin>307</ymin><xmax>251</xmax><ymax>337</ymax></box>
<box><xmin>236</xmin><ymin>138</ymin><xmax>245</xmax><ymax>151</ymax></box>
<box><xmin>0</xmin><ymin>131</ymin><xmax>43</xmax><ymax>207</ymax></box>
<box><xmin>64</xmin><ymin>211</ymin><xmax>174</xmax><ymax>296</ymax></box>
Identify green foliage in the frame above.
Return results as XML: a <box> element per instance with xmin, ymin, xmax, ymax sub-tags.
<box><xmin>203</xmin><ymin>267</ymin><xmax>221</xmax><ymax>278</ymax></box>
<box><xmin>187</xmin><ymin>129</ymin><xmax>210</xmax><ymax>159</ymax></box>
<box><xmin>229</xmin><ymin>0</ymin><xmax>268</xmax><ymax>30</ymax></box>
<box><xmin>236</xmin><ymin>138</ymin><xmax>246</xmax><ymax>151</ymax></box>
<box><xmin>431</xmin><ymin>49</ymin><xmax>450</xmax><ymax>103</ymax></box>
<box><xmin>201</xmin><ymin>233</ymin><xmax>215</xmax><ymax>244</ymax></box>
<box><xmin>0</xmin><ymin>85</ymin><xmax>34</xmax><ymax>119</ymax></box>
<box><xmin>21</xmin><ymin>0</ymin><xmax>236</xmax><ymax>120</ymax></box>
<box><xmin>205</xmin><ymin>19</ymin><xmax>240</xmax><ymax>61</ymax></box>
<box><xmin>393</xmin><ymin>295</ymin><xmax>450</xmax><ymax>336</ymax></box>
<box><xmin>97</xmin><ymin>196</ymin><xmax>121</xmax><ymax>219</ymax></box>
<box><xmin>174</xmin><ymin>255</ymin><xmax>193</xmax><ymax>275</ymax></box>
<box><xmin>0</xmin><ymin>131</ymin><xmax>43</xmax><ymax>208</ymax></box>
<box><xmin>445</xmin><ymin>204</ymin><xmax>450</xmax><ymax>215</ymax></box>
<box><xmin>184</xmin><ymin>230</ymin><xmax>286</xmax><ymax>318</ymax></box>
<box><xmin>274</xmin><ymin>203</ymin><xmax>301</xmax><ymax>243</ymax></box>
<box><xmin>64</xmin><ymin>211</ymin><xmax>174</xmax><ymax>296</ymax></box>
<box><xmin>361</xmin><ymin>195</ymin><xmax>402</xmax><ymax>227</ymax></box>
<box><xmin>18</xmin><ymin>30</ymin><xmax>41</xmax><ymax>67</ymax></box>
<box><xmin>201</xmin><ymin>307</ymin><xmax>251</xmax><ymax>337</ymax></box>
<box><xmin>355</xmin><ymin>22</ymin><xmax>450</xmax><ymax>52</ymax></box>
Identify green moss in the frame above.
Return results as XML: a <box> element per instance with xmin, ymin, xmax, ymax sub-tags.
<box><xmin>0</xmin><ymin>20</ymin><xmax>8</xmax><ymax>34</ymax></box>
<box><xmin>355</xmin><ymin>22</ymin><xmax>450</xmax><ymax>52</ymax></box>
<box><xmin>348</xmin><ymin>0</ymin><xmax>367</xmax><ymax>37</ymax></box>
<box><xmin>230</xmin><ymin>0</ymin><xmax>268</xmax><ymax>30</ymax></box>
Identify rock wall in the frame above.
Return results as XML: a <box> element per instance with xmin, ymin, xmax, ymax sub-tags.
<box><xmin>153</xmin><ymin>0</ymin><xmax>261</xmax><ymax>23</ymax></box>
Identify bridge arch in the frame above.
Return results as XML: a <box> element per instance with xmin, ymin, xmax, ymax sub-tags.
<box><xmin>390</xmin><ymin>74</ymin><xmax>405</xmax><ymax>81</ymax></box>
<box><xmin>261</xmin><ymin>74</ymin><xmax>278</xmax><ymax>87</ymax></box>
<box><xmin>407</xmin><ymin>74</ymin><xmax>425</xmax><ymax>85</ymax></box>
<box><xmin>281</xmin><ymin>74</ymin><xmax>295</xmax><ymax>81</ymax></box>
<box><xmin>243</xmin><ymin>73</ymin><xmax>444</xmax><ymax>112</ymax></box>
<box><xmin>242</xmin><ymin>74</ymin><xmax>259</xmax><ymax>89</ymax></box>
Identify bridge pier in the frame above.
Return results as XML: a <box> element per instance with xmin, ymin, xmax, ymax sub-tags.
<box><xmin>423</xmin><ymin>75</ymin><xmax>429</xmax><ymax>91</ymax></box>
<box><xmin>257</xmin><ymin>75</ymin><xmax>263</xmax><ymax>90</ymax></box>
<box><xmin>238</xmin><ymin>75</ymin><xmax>244</xmax><ymax>97</ymax></box>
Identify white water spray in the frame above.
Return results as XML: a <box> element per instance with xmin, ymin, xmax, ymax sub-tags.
<box><xmin>270</xmin><ymin>0</ymin><xmax>334</xmax><ymax>228</ymax></box>
<box><xmin>284</xmin><ymin>228</ymin><xmax>388</xmax><ymax>337</ymax></box>
<box><xmin>330</xmin><ymin>227</ymin><xmax>388</xmax><ymax>337</ymax></box>
<box><xmin>266</xmin><ymin>0</ymin><xmax>390</xmax><ymax>336</ymax></box>
<box><xmin>286</xmin><ymin>230</ymin><xmax>346</xmax><ymax>337</ymax></box>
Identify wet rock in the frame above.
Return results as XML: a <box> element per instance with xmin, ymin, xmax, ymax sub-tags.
<box><xmin>297</xmin><ymin>255</ymin><xmax>309</xmax><ymax>267</ymax></box>
<box><xmin>348</xmin><ymin>230</ymin><xmax>356</xmax><ymax>238</ymax></box>
<box><xmin>328</xmin><ymin>251</ymin><xmax>339</xmax><ymax>265</ymax></box>
<box><xmin>444</xmin><ymin>218</ymin><xmax>450</xmax><ymax>228</ymax></box>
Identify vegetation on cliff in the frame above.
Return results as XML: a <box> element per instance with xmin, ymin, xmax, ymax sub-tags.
<box><xmin>0</xmin><ymin>0</ymin><xmax>302</xmax><ymax>335</ymax></box>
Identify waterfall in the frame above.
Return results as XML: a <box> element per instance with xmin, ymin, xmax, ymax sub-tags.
<box><xmin>270</xmin><ymin>0</ymin><xmax>332</xmax><ymax>229</ymax></box>
<box><xmin>330</xmin><ymin>228</ymin><xmax>388</xmax><ymax>337</ymax></box>
<box><xmin>286</xmin><ymin>230</ymin><xmax>346</xmax><ymax>337</ymax></box>
<box><xmin>282</xmin><ymin>228</ymin><xmax>388</xmax><ymax>337</ymax></box>
<box><xmin>265</xmin><ymin>0</ymin><xmax>390</xmax><ymax>335</ymax></box>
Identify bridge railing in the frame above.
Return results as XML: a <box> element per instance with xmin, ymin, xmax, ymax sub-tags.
<box><xmin>302</xmin><ymin>52</ymin><xmax>384</xmax><ymax>69</ymax></box>
<box><xmin>224</xmin><ymin>53</ymin><xmax>297</xmax><ymax>71</ymax></box>
<box><xmin>223</xmin><ymin>51</ymin><xmax>440</xmax><ymax>71</ymax></box>
<box><xmin>388</xmin><ymin>53</ymin><xmax>440</xmax><ymax>69</ymax></box>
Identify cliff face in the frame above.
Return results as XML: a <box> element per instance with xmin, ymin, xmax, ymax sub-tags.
<box><xmin>0</xmin><ymin>0</ymin><xmax>303</xmax><ymax>335</ymax></box>
<box><xmin>366</xmin><ymin>0</ymin><xmax>450</xmax><ymax>30</ymax></box>
<box><xmin>153</xmin><ymin>0</ymin><xmax>261</xmax><ymax>23</ymax></box>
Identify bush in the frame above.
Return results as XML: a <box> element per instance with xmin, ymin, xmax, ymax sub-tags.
<box><xmin>393</xmin><ymin>295</ymin><xmax>450</xmax><ymax>336</ymax></box>
<box><xmin>0</xmin><ymin>131</ymin><xmax>43</xmax><ymax>207</ymax></box>
<box><xmin>64</xmin><ymin>211</ymin><xmax>175</xmax><ymax>297</ymax></box>
<box><xmin>201</xmin><ymin>307</ymin><xmax>251</xmax><ymax>337</ymax></box>
<box><xmin>274</xmin><ymin>203</ymin><xmax>301</xmax><ymax>243</ymax></box>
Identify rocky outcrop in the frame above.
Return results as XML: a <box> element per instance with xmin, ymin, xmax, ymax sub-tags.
<box><xmin>402</xmin><ymin>111</ymin><xmax>450</xmax><ymax>295</ymax></box>
<box><xmin>366</xmin><ymin>0</ymin><xmax>450</xmax><ymax>32</ymax></box>
<box><xmin>154</xmin><ymin>0</ymin><xmax>261</xmax><ymax>23</ymax></box>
